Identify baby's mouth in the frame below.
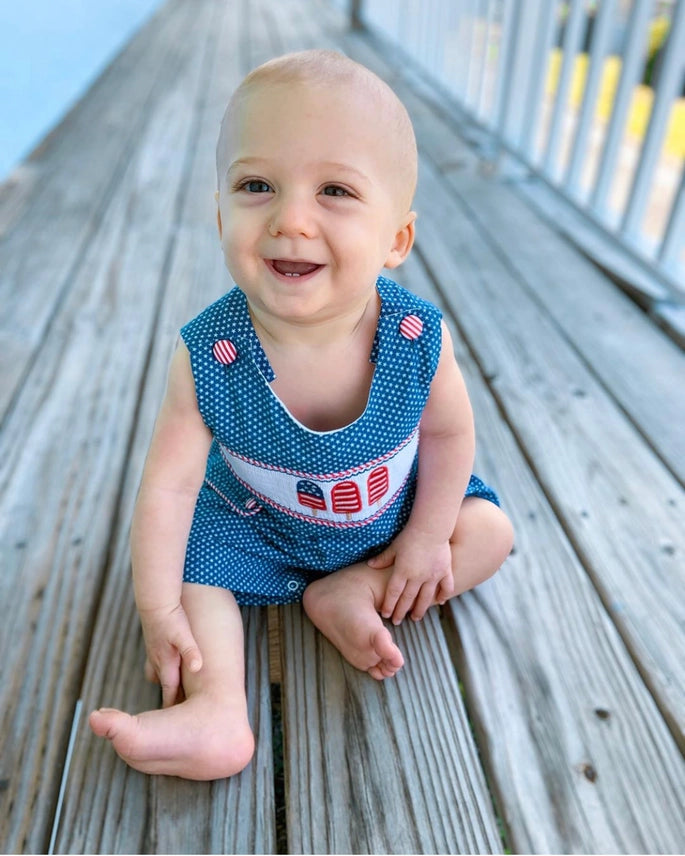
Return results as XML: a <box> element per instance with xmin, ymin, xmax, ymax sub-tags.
<box><xmin>269</xmin><ymin>259</ymin><xmax>322</xmax><ymax>278</ymax></box>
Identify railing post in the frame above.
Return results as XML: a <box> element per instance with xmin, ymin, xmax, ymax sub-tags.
<box><xmin>621</xmin><ymin>0</ymin><xmax>685</xmax><ymax>248</ymax></box>
<box><xmin>354</xmin><ymin>0</ymin><xmax>684</xmax><ymax>302</ymax></box>
<box><xmin>350</xmin><ymin>0</ymin><xmax>363</xmax><ymax>30</ymax></box>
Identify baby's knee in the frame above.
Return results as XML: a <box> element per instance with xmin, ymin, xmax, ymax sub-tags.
<box><xmin>489</xmin><ymin>504</ymin><xmax>515</xmax><ymax>563</ymax></box>
<box><xmin>457</xmin><ymin>498</ymin><xmax>514</xmax><ymax>573</ymax></box>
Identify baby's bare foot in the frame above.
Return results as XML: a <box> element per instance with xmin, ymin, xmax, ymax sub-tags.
<box><xmin>89</xmin><ymin>695</ymin><xmax>253</xmax><ymax>779</ymax></box>
<box><xmin>303</xmin><ymin>568</ymin><xmax>404</xmax><ymax>679</ymax></box>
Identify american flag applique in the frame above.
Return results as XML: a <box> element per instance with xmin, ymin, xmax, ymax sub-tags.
<box><xmin>296</xmin><ymin>480</ymin><xmax>327</xmax><ymax>513</ymax></box>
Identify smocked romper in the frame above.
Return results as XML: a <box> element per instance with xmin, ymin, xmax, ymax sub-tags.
<box><xmin>181</xmin><ymin>275</ymin><xmax>500</xmax><ymax>606</ymax></box>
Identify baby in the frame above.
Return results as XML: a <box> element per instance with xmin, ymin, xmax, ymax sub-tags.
<box><xmin>90</xmin><ymin>49</ymin><xmax>513</xmax><ymax>780</ymax></box>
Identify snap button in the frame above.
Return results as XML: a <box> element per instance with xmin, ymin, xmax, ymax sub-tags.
<box><xmin>212</xmin><ymin>339</ymin><xmax>238</xmax><ymax>364</ymax></box>
<box><xmin>399</xmin><ymin>314</ymin><xmax>423</xmax><ymax>340</ymax></box>
<box><xmin>287</xmin><ymin>580</ymin><xmax>300</xmax><ymax>592</ymax></box>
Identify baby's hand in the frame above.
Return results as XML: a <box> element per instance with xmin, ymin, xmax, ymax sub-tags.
<box><xmin>368</xmin><ymin>531</ymin><xmax>453</xmax><ymax>625</ymax></box>
<box><xmin>139</xmin><ymin>603</ymin><xmax>202</xmax><ymax>708</ymax></box>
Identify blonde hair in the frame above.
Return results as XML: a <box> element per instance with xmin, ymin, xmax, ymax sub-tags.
<box><xmin>216</xmin><ymin>49</ymin><xmax>417</xmax><ymax>209</ymax></box>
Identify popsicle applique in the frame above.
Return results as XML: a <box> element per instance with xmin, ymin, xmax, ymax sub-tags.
<box><xmin>296</xmin><ymin>480</ymin><xmax>327</xmax><ymax>515</ymax></box>
<box><xmin>331</xmin><ymin>481</ymin><xmax>363</xmax><ymax>520</ymax></box>
<box><xmin>367</xmin><ymin>466</ymin><xmax>389</xmax><ymax>505</ymax></box>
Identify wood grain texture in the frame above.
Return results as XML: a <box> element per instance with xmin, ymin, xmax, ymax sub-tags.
<box><xmin>396</xmin><ymin>252</ymin><xmax>685</xmax><ymax>854</ymax></box>
<box><xmin>53</xmin><ymin>605</ymin><xmax>274</xmax><ymax>855</ymax></box>
<box><xmin>0</xmin><ymin>2</ymin><xmax>222</xmax><ymax>850</ymax></box>
<box><xmin>0</xmin><ymin>0</ymin><xmax>197</xmax><ymax>419</ymax></box>
<box><xmin>413</xmin><ymin>160</ymin><xmax>685</xmax><ymax>740</ymax></box>
<box><xmin>281</xmin><ymin>605</ymin><xmax>502</xmax><ymax>855</ymax></box>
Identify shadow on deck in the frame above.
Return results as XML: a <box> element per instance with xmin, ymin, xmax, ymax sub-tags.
<box><xmin>1</xmin><ymin>0</ymin><xmax>683</xmax><ymax>853</ymax></box>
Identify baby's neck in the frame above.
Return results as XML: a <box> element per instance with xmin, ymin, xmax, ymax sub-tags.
<box><xmin>248</xmin><ymin>292</ymin><xmax>381</xmax><ymax>351</ymax></box>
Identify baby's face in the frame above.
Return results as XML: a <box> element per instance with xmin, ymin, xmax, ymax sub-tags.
<box><xmin>215</xmin><ymin>80</ymin><xmax>415</xmax><ymax>328</ymax></box>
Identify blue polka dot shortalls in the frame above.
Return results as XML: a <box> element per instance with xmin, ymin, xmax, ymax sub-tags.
<box><xmin>180</xmin><ymin>275</ymin><xmax>500</xmax><ymax>605</ymax></box>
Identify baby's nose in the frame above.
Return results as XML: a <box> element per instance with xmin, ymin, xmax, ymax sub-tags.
<box><xmin>268</xmin><ymin>195</ymin><xmax>316</xmax><ymax>238</ymax></box>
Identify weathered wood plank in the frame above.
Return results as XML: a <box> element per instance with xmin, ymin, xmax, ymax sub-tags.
<box><xmin>439</xmin><ymin>165</ymin><xmax>685</xmax><ymax>485</ymax></box>
<box><xmin>394</xmin><ymin>253</ymin><xmax>685</xmax><ymax>854</ymax></box>
<box><xmin>281</xmin><ymin>605</ymin><xmax>502</xmax><ymax>855</ymax></box>
<box><xmin>52</xmin><ymin>604</ymin><xmax>274</xmax><ymax>855</ymax></box>
<box><xmin>0</xmin><ymin>3</ymin><xmax>224</xmax><ymax>850</ymax></box>
<box><xmin>412</xmin><ymin>159</ymin><xmax>684</xmax><ymax>741</ymax></box>
<box><xmin>341</xmin><ymin>27</ymin><xmax>685</xmax><ymax>486</ymax></box>
<box><xmin>0</xmin><ymin>0</ymin><xmax>202</xmax><ymax>420</ymax></box>
<box><xmin>0</xmin><ymin>163</ymin><xmax>39</xmax><ymax>239</ymax></box>
<box><xmin>53</xmin><ymin>2</ymin><xmax>278</xmax><ymax>853</ymax></box>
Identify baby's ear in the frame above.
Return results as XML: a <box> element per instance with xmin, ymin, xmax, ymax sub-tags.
<box><xmin>215</xmin><ymin>193</ymin><xmax>223</xmax><ymax>239</ymax></box>
<box><xmin>385</xmin><ymin>212</ymin><xmax>416</xmax><ymax>269</ymax></box>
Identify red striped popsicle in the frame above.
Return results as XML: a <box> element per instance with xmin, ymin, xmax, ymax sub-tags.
<box><xmin>367</xmin><ymin>466</ymin><xmax>389</xmax><ymax>505</ymax></box>
<box><xmin>331</xmin><ymin>481</ymin><xmax>362</xmax><ymax>519</ymax></box>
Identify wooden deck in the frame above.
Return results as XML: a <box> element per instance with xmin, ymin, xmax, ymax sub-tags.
<box><xmin>1</xmin><ymin>0</ymin><xmax>683</xmax><ymax>853</ymax></box>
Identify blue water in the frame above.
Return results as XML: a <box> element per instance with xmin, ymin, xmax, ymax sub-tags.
<box><xmin>0</xmin><ymin>0</ymin><xmax>166</xmax><ymax>181</ymax></box>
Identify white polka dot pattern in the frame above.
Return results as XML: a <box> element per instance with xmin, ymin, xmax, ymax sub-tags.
<box><xmin>179</xmin><ymin>276</ymin><xmax>499</xmax><ymax>605</ymax></box>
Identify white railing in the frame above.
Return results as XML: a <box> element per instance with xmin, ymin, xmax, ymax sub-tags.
<box><xmin>339</xmin><ymin>0</ymin><xmax>685</xmax><ymax>307</ymax></box>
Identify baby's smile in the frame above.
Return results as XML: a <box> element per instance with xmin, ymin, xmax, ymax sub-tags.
<box><xmin>267</xmin><ymin>259</ymin><xmax>323</xmax><ymax>279</ymax></box>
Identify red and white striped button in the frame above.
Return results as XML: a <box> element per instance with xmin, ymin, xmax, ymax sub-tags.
<box><xmin>399</xmin><ymin>314</ymin><xmax>424</xmax><ymax>340</ymax></box>
<box><xmin>212</xmin><ymin>339</ymin><xmax>238</xmax><ymax>364</ymax></box>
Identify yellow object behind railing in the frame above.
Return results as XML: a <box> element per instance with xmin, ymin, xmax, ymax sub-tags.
<box><xmin>546</xmin><ymin>48</ymin><xmax>685</xmax><ymax>158</ymax></box>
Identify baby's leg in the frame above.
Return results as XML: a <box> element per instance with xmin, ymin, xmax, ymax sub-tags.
<box><xmin>89</xmin><ymin>583</ymin><xmax>253</xmax><ymax>780</ymax></box>
<box><xmin>303</xmin><ymin>498</ymin><xmax>512</xmax><ymax>680</ymax></box>
<box><xmin>449</xmin><ymin>497</ymin><xmax>514</xmax><ymax>596</ymax></box>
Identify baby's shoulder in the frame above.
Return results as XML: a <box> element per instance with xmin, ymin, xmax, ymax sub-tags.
<box><xmin>376</xmin><ymin>275</ymin><xmax>442</xmax><ymax>322</ymax></box>
<box><xmin>180</xmin><ymin>287</ymin><xmax>246</xmax><ymax>345</ymax></box>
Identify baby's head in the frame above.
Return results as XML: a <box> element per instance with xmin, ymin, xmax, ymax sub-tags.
<box><xmin>216</xmin><ymin>49</ymin><xmax>417</xmax><ymax>213</ymax></box>
<box><xmin>214</xmin><ymin>50</ymin><xmax>419</xmax><ymax>324</ymax></box>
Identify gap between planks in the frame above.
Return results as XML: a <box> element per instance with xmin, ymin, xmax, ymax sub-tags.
<box><xmin>268</xmin><ymin>605</ymin><xmax>283</xmax><ymax>685</ymax></box>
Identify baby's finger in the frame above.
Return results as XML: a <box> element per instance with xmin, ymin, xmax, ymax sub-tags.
<box><xmin>180</xmin><ymin>642</ymin><xmax>203</xmax><ymax>675</ymax></box>
<box><xmin>436</xmin><ymin>575</ymin><xmax>455</xmax><ymax>605</ymax></box>
<box><xmin>380</xmin><ymin>578</ymin><xmax>406</xmax><ymax>619</ymax></box>
<box><xmin>410</xmin><ymin>581</ymin><xmax>439</xmax><ymax>622</ymax></box>
<box><xmin>144</xmin><ymin>658</ymin><xmax>158</xmax><ymax>684</ymax></box>
<box><xmin>171</xmin><ymin>627</ymin><xmax>203</xmax><ymax>674</ymax></box>
<box><xmin>390</xmin><ymin>582</ymin><xmax>421</xmax><ymax>625</ymax></box>
<box><xmin>367</xmin><ymin>546</ymin><xmax>395</xmax><ymax>569</ymax></box>
<box><xmin>158</xmin><ymin>661</ymin><xmax>181</xmax><ymax>709</ymax></box>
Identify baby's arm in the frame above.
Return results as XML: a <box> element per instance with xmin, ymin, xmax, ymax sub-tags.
<box><xmin>130</xmin><ymin>344</ymin><xmax>212</xmax><ymax>707</ymax></box>
<box><xmin>369</xmin><ymin>322</ymin><xmax>475</xmax><ymax>624</ymax></box>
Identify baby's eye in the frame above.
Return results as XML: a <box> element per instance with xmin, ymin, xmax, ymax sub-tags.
<box><xmin>240</xmin><ymin>180</ymin><xmax>272</xmax><ymax>193</ymax></box>
<box><xmin>322</xmin><ymin>185</ymin><xmax>350</xmax><ymax>197</ymax></box>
